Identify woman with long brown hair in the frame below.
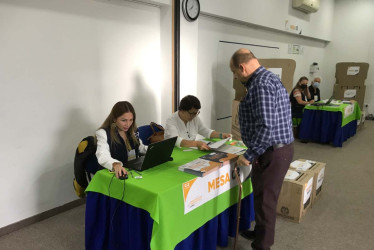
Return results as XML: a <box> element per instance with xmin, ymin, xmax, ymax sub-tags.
<box><xmin>289</xmin><ymin>76</ymin><xmax>315</xmax><ymax>137</ymax></box>
<box><xmin>95</xmin><ymin>101</ymin><xmax>147</xmax><ymax>179</ymax></box>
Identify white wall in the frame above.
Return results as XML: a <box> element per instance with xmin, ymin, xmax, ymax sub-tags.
<box><xmin>178</xmin><ymin>0</ymin><xmax>334</xmax><ymax>132</ymax></box>
<box><xmin>172</xmin><ymin>0</ymin><xmax>334</xmax><ymax>130</ymax></box>
<box><xmin>0</xmin><ymin>0</ymin><xmax>163</xmax><ymax>228</ymax></box>
<box><xmin>196</xmin><ymin>16</ymin><xmax>327</xmax><ymax>132</ymax></box>
<box><xmin>324</xmin><ymin>0</ymin><xmax>374</xmax><ymax>115</ymax></box>
<box><xmin>200</xmin><ymin>0</ymin><xmax>334</xmax><ymax>41</ymax></box>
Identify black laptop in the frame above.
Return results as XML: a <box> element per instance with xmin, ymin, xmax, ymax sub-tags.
<box><xmin>311</xmin><ymin>96</ymin><xmax>334</xmax><ymax>106</ymax></box>
<box><xmin>126</xmin><ymin>136</ymin><xmax>177</xmax><ymax>171</ymax></box>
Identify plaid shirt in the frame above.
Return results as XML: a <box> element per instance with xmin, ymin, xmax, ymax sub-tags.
<box><xmin>239</xmin><ymin>66</ymin><xmax>294</xmax><ymax>162</ymax></box>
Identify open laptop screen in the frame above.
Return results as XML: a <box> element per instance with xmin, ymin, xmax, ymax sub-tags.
<box><xmin>127</xmin><ymin>136</ymin><xmax>177</xmax><ymax>171</ymax></box>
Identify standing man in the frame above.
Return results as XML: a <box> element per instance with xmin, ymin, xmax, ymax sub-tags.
<box><xmin>309</xmin><ymin>76</ymin><xmax>321</xmax><ymax>102</ymax></box>
<box><xmin>230</xmin><ymin>48</ymin><xmax>294</xmax><ymax>250</ymax></box>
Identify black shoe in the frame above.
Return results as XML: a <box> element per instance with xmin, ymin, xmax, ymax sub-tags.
<box><xmin>240</xmin><ymin>230</ymin><xmax>255</xmax><ymax>240</ymax></box>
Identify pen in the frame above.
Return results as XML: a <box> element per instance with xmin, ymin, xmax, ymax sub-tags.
<box><xmin>134</xmin><ymin>170</ymin><xmax>142</xmax><ymax>176</ymax></box>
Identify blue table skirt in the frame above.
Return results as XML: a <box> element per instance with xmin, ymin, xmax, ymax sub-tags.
<box><xmin>85</xmin><ymin>192</ymin><xmax>255</xmax><ymax>250</ymax></box>
<box><xmin>299</xmin><ymin>109</ymin><xmax>357</xmax><ymax>147</ymax></box>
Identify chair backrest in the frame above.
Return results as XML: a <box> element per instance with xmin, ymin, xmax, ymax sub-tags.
<box><xmin>73</xmin><ymin>136</ymin><xmax>96</xmax><ymax>198</ymax></box>
<box><xmin>138</xmin><ymin>123</ymin><xmax>163</xmax><ymax>145</ymax></box>
<box><xmin>138</xmin><ymin>125</ymin><xmax>153</xmax><ymax>145</ymax></box>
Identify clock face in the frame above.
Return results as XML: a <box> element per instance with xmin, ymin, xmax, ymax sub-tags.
<box><xmin>182</xmin><ymin>0</ymin><xmax>200</xmax><ymax>22</ymax></box>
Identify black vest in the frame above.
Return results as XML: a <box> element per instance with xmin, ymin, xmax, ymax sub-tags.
<box><xmin>308</xmin><ymin>85</ymin><xmax>321</xmax><ymax>102</ymax></box>
<box><xmin>105</xmin><ymin>128</ymin><xmax>140</xmax><ymax>164</ymax></box>
<box><xmin>289</xmin><ymin>90</ymin><xmax>306</xmax><ymax>118</ymax></box>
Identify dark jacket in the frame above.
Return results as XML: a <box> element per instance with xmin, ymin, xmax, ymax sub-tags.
<box><xmin>308</xmin><ymin>85</ymin><xmax>321</xmax><ymax>102</ymax></box>
<box><xmin>105</xmin><ymin>128</ymin><xmax>140</xmax><ymax>165</ymax></box>
<box><xmin>289</xmin><ymin>88</ymin><xmax>307</xmax><ymax>119</ymax></box>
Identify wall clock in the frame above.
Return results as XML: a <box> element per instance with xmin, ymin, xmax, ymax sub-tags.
<box><xmin>182</xmin><ymin>0</ymin><xmax>200</xmax><ymax>22</ymax></box>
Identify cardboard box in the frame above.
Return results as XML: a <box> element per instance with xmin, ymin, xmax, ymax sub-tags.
<box><xmin>233</xmin><ymin>79</ymin><xmax>247</xmax><ymax>101</ymax></box>
<box><xmin>335</xmin><ymin>62</ymin><xmax>369</xmax><ymax>86</ymax></box>
<box><xmin>290</xmin><ymin>159</ymin><xmax>326</xmax><ymax>206</ymax></box>
<box><xmin>231</xmin><ymin>100</ymin><xmax>241</xmax><ymax>140</ymax></box>
<box><xmin>259</xmin><ymin>58</ymin><xmax>296</xmax><ymax>93</ymax></box>
<box><xmin>233</xmin><ymin>58</ymin><xmax>297</xmax><ymax>101</ymax></box>
<box><xmin>333</xmin><ymin>84</ymin><xmax>366</xmax><ymax>110</ymax></box>
<box><xmin>277</xmin><ymin>171</ymin><xmax>314</xmax><ymax>223</ymax></box>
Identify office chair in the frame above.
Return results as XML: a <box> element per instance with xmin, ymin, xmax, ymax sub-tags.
<box><xmin>138</xmin><ymin>123</ymin><xmax>164</xmax><ymax>145</ymax></box>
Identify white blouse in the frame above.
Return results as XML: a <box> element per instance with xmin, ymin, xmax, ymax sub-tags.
<box><xmin>164</xmin><ymin>111</ymin><xmax>213</xmax><ymax>147</ymax></box>
<box><xmin>95</xmin><ymin>129</ymin><xmax>147</xmax><ymax>170</ymax></box>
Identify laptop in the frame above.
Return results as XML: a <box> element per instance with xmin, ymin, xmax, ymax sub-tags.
<box><xmin>126</xmin><ymin>136</ymin><xmax>177</xmax><ymax>171</ymax></box>
<box><xmin>311</xmin><ymin>96</ymin><xmax>334</xmax><ymax>106</ymax></box>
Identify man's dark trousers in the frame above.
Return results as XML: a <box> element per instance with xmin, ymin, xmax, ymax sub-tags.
<box><xmin>251</xmin><ymin>143</ymin><xmax>294</xmax><ymax>250</ymax></box>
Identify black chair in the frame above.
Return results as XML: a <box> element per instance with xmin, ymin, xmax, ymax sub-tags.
<box><xmin>73</xmin><ymin>136</ymin><xmax>102</xmax><ymax>198</ymax></box>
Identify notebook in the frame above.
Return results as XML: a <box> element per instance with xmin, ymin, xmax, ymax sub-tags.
<box><xmin>311</xmin><ymin>96</ymin><xmax>334</xmax><ymax>106</ymax></box>
<box><xmin>126</xmin><ymin>136</ymin><xmax>177</xmax><ymax>171</ymax></box>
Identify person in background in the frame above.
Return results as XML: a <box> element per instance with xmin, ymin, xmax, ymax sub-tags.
<box><xmin>229</xmin><ymin>48</ymin><xmax>294</xmax><ymax>250</ymax></box>
<box><xmin>95</xmin><ymin>101</ymin><xmax>147</xmax><ymax>179</ymax></box>
<box><xmin>164</xmin><ymin>95</ymin><xmax>231</xmax><ymax>150</ymax></box>
<box><xmin>309</xmin><ymin>76</ymin><xmax>321</xmax><ymax>102</ymax></box>
<box><xmin>289</xmin><ymin>76</ymin><xmax>315</xmax><ymax>136</ymax></box>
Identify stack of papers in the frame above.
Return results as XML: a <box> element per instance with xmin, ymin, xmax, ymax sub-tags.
<box><xmin>193</xmin><ymin>139</ymin><xmax>246</xmax><ymax>155</ymax></box>
<box><xmin>178</xmin><ymin>158</ymin><xmax>221</xmax><ymax>177</ymax></box>
<box><xmin>284</xmin><ymin>170</ymin><xmax>300</xmax><ymax>180</ymax></box>
<box><xmin>200</xmin><ymin>151</ymin><xmax>238</xmax><ymax>165</ymax></box>
<box><xmin>207</xmin><ymin>138</ymin><xmax>230</xmax><ymax>149</ymax></box>
<box><xmin>214</xmin><ymin>144</ymin><xmax>246</xmax><ymax>155</ymax></box>
<box><xmin>290</xmin><ymin>160</ymin><xmax>315</xmax><ymax>171</ymax></box>
<box><xmin>179</xmin><ymin>151</ymin><xmax>238</xmax><ymax>177</ymax></box>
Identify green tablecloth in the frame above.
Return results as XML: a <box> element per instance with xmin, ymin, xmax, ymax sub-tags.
<box><xmin>86</xmin><ymin>147</ymin><xmax>252</xmax><ymax>250</ymax></box>
<box><xmin>305</xmin><ymin>101</ymin><xmax>361</xmax><ymax>127</ymax></box>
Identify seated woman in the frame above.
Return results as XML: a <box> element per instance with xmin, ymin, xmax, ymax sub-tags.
<box><xmin>308</xmin><ymin>76</ymin><xmax>321</xmax><ymax>102</ymax></box>
<box><xmin>289</xmin><ymin>77</ymin><xmax>315</xmax><ymax>136</ymax></box>
<box><xmin>95</xmin><ymin>101</ymin><xmax>147</xmax><ymax>179</ymax></box>
<box><xmin>164</xmin><ymin>95</ymin><xmax>231</xmax><ymax>151</ymax></box>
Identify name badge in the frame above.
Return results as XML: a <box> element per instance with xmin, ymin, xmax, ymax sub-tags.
<box><xmin>314</xmin><ymin>96</ymin><xmax>318</xmax><ymax>101</ymax></box>
<box><xmin>128</xmin><ymin>149</ymin><xmax>136</xmax><ymax>161</ymax></box>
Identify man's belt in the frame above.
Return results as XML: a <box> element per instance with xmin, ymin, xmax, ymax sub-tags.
<box><xmin>273</xmin><ymin>143</ymin><xmax>287</xmax><ymax>149</ymax></box>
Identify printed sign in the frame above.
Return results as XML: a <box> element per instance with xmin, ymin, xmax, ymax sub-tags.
<box><xmin>347</xmin><ymin>66</ymin><xmax>360</xmax><ymax>75</ymax></box>
<box><xmin>303</xmin><ymin>177</ymin><xmax>314</xmax><ymax>205</ymax></box>
<box><xmin>316</xmin><ymin>167</ymin><xmax>325</xmax><ymax>190</ymax></box>
<box><xmin>344</xmin><ymin>89</ymin><xmax>356</xmax><ymax>98</ymax></box>
<box><xmin>182</xmin><ymin>164</ymin><xmax>251</xmax><ymax>214</ymax></box>
<box><xmin>344</xmin><ymin>103</ymin><xmax>354</xmax><ymax>118</ymax></box>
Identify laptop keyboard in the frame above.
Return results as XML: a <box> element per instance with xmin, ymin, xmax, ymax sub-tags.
<box><xmin>127</xmin><ymin>157</ymin><xmax>144</xmax><ymax>171</ymax></box>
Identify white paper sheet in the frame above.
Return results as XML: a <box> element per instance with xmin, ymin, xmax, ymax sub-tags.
<box><xmin>208</xmin><ymin>138</ymin><xmax>230</xmax><ymax>149</ymax></box>
<box><xmin>285</xmin><ymin>170</ymin><xmax>300</xmax><ymax>180</ymax></box>
<box><xmin>291</xmin><ymin>160</ymin><xmax>313</xmax><ymax>171</ymax></box>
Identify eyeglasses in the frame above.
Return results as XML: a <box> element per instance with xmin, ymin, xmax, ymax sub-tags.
<box><xmin>187</xmin><ymin>111</ymin><xmax>200</xmax><ymax>117</ymax></box>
